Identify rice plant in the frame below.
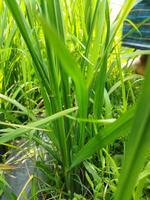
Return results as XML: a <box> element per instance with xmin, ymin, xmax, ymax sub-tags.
<box><xmin>0</xmin><ymin>0</ymin><xmax>150</xmax><ymax>199</ymax></box>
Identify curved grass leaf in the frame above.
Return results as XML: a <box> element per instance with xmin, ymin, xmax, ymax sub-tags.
<box><xmin>0</xmin><ymin>93</ymin><xmax>34</xmax><ymax>120</ymax></box>
<box><xmin>39</xmin><ymin>17</ymin><xmax>88</xmax><ymax>148</ymax></box>
<box><xmin>4</xmin><ymin>0</ymin><xmax>50</xmax><ymax>95</ymax></box>
<box><xmin>114</xmin><ymin>58</ymin><xmax>150</xmax><ymax>200</ymax></box>
<box><xmin>40</xmin><ymin>17</ymin><xmax>88</xmax><ymax>119</ymax></box>
<box><xmin>70</xmin><ymin>106</ymin><xmax>135</xmax><ymax>170</ymax></box>
<box><xmin>0</xmin><ymin>107</ymin><xmax>78</xmax><ymax>144</ymax></box>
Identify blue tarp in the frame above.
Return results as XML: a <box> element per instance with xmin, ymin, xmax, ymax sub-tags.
<box><xmin>122</xmin><ymin>0</ymin><xmax>150</xmax><ymax>49</ymax></box>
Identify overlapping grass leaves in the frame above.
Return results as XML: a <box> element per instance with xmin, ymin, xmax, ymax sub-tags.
<box><xmin>3</xmin><ymin>0</ymin><xmax>149</xmax><ymax>199</ymax></box>
<box><xmin>114</xmin><ymin>57</ymin><xmax>150</xmax><ymax>200</ymax></box>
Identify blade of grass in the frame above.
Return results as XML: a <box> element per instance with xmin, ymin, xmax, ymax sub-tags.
<box><xmin>114</xmin><ymin>57</ymin><xmax>150</xmax><ymax>200</ymax></box>
<box><xmin>70</xmin><ymin>105</ymin><xmax>135</xmax><ymax>169</ymax></box>
<box><xmin>0</xmin><ymin>93</ymin><xmax>34</xmax><ymax>120</ymax></box>
<box><xmin>0</xmin><ymin>107</ymin><xmax>78</xmax><ymax>144</ymax></box>
<box><xmin>40</xmin><ymin>17</ymin><xmax>88</xmax><ymax>148</ymax></box>
<box><xmin>4</xmin><ymin>0</ymin><xmax>50</xmax><ymax>97</ymax></box>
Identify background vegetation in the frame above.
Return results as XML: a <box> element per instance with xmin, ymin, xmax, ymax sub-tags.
<box><xmin>0</xmin><ymin>0</ymin><xmax>150</xmax><ymax>199</ymax></box>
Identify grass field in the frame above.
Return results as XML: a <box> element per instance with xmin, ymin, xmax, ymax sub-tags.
<box><xmin>0</xmin><ymin>0</ymin><xmax>150</xmax><ymax>199</ymax></box>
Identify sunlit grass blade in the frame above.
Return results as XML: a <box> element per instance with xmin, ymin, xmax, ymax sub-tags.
<box><xmin>82</xmin><ymin>0</ymin><xmax>103</xmax><ymax>68</ymax></box>
<box><xmin>4</xmin><ymin>0</ymin><xmax>50</xmax><ymax>95</ymax></box>
<box><xmin>109</xmin><ymin>0</ymin><xmax>136</xmax><ymax>48</ymax></box>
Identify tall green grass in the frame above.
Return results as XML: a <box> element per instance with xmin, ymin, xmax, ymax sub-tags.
<box><xmin>1</xmin><ymin>0</ymin><xmax>150</xmax><ymax>199</ymax></box>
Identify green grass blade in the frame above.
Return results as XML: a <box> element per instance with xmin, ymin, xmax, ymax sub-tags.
<box><xmin>109</xmin><ymin>0</ymin><xmax>136</xmax><ymax>48</ymax></box>
<box><xmin>41</xmin><ymin>19</ymin><xmax>88</xmax><ymax>116</ymax></box>
<box><xmin>40</xmin><ymin>17</ymin><xmax>88</xmax><ymax>147</ymax></box>
<box><xmin>4</xmin><ymin>0</ymin><xmax>50</xmax><ymax>95</ymax></box>
<box><xmin>0</xmin><ymin>93</ymin><xmax>34</xmax><ymax>120</ymax></box>
<box><xmin>81</xmin><ymin>0</ymin><xmax>102</xmax><ymax>67</ymax></box>
<box><xmin>114</xmin><ymin>58</ymin><xmax>150</xmax><ymax>200</ymax></box>
<box><xmin>0</xmin><ymin>107</ymin><xmax>78</xmax><ymax>144</ymax></box>
<box><xmin>70</xmin><ymin>106</ymin><xmax>135</xmax><ymax>169</ymax></box>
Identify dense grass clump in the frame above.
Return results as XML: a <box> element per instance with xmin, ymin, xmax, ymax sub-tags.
<box><xmin>0</xmin><ymin>0</ymin><xmax>150</xmax><ymax>199</ymax></box>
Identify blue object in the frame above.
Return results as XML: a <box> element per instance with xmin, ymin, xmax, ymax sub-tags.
<box><xmin>122</xmin><ymin>0</ymin><xmax>150</xmax><ymax>49</ymax></box>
